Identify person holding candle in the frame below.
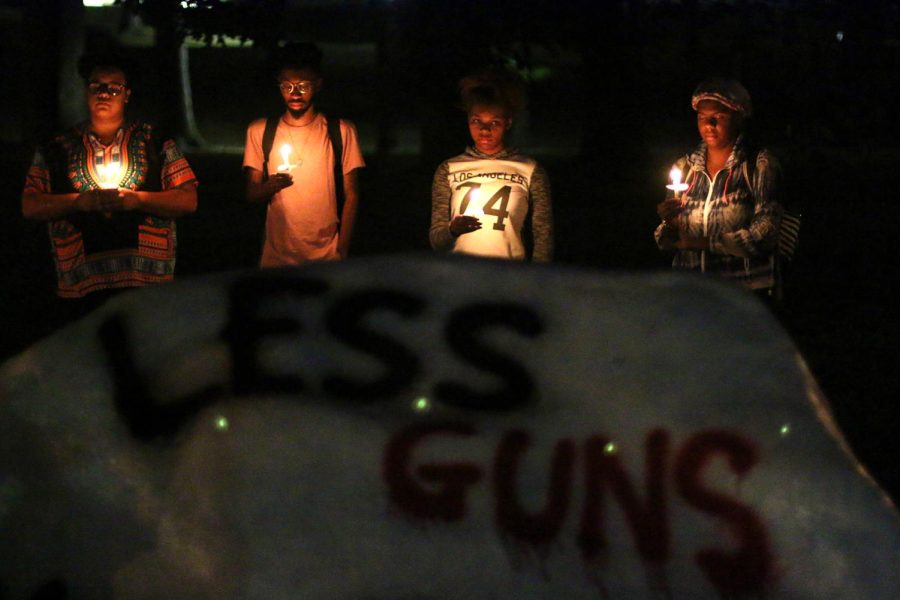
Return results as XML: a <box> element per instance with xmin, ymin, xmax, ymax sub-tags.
<box><xmin>20</xmin><ymin>50</ymin><xmax>198</xmax><ymax>320</ymax></box>
<box><xmin>430</xmin><ymin>68</ymin><xmax>553</xmax><ymax>262</ymax></box>
<box><xmin>655</xmin><ymin>78</ymin><xmax>783</xmax><ymax>298</ymax></box>
<box><xmin>243</xmin><ymin>42</ymin><xmax>365</xmax><ymax>266</ymax></box>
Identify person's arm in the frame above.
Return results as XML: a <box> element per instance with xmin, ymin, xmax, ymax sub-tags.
<box><xmin>119</xmin><ymin>184</ymin><xmax>197</xmax><ymax>218</ymax></box>
<box><xmin>22</xmin><ymin>188</ymin><xmax>126</xmax><ymax>221</ymax></box>
<box><xmin>529</xmin><ymin>164</ymin><xmax>553</xmax><ymax>262</ymax></box>
<box><xmin>429</xmin><ymin>160</ymin><xmax>482</xmax><ymax>251</ymax></box>
<box><xmin>242</xmin><ymin>119</ymin><xmax>292</xmax><ymax>203</ymax></box>
<box><xmin>709</xmin><ymin>150</ymin><xmax>782</xmax><ymax>258</ymax></box>
<box><xmin>115</xmin><ymin>134</ymin><xmax>199</xmax><ymax>218</ymax></box>
<box><xmin>673</xmin><ymin>234</ymin><xmax>709</xmax><ymax>251</ymax></box>
<box><xmin>654</xmin><ymin>217</ymin><xmax>682</xmax><ymax>251</ymax></box>
<box><xmin>337</xmin><ymin>168</ymin><xmax>360</xmax><ymax>258</ymax></box>
<box><xmin>24</xmin><ymin>185</ymin><xmax>196</xmax><ymax>221</ymax></box>
<box><xmin>244</xmin><ymin>167</ymin><xmax>293</xmax><ymax>203</ymax></box>
<box><xmin>21</xmin><ymin>150</ymin><xmax>124</xmax><ymax>220</ymax></box>
<box><xmin>430</xmin><ymin>162</ymin><xmax>456</xmax><ymax>251</ymax></box>
<box><xmin>23</xmin><ymin>134</ymin><xmax>198</xmax><ymax>221</ymax></box>
<box><xmin>656</xmin><ymin>197</ymin><xmax>695</xmax><ymax>250</ymax></box>
<box><xmin>655</xmin><ymin>157</ymin><xmax>692</xmax><ymax>251</ymax></box>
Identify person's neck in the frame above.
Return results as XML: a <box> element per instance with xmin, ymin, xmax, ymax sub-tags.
<box><xmin>90</xmin><ymin>117</ymin><xmax>124</xmax><ymax>145</ymax></box>
<box><xmin>282</xmin><ymin>107</ymin><xmax>318</xmax><ymax>127</ymax></box>
<box><xmin>476</xmin><ymin>146</ymin><xmax>506</xmax><ymax>156</ymax></box>
<box><xmin>706</xmin><ymin>144</ymin><xmax>733</xmax><ymax>175</ymax></box>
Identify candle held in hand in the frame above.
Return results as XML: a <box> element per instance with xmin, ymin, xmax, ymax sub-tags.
<box><xmin>96</xmin><ymin>162</ymin><xmax>121</xmax><ymax>189</ymax></box>
<box><xmin>277</xmin><ymin>143</ymin><xmax>293</xmax><ymax>172</ymax></box>
<box><xmin>666</xmin><ymin>167</ymin><xmax>689</xmax><ymax>200</ymax></box>
<box><xmin>463</xmin><ymin>187</ymin><xmax>483</xmax><ymax>218</ymax></box>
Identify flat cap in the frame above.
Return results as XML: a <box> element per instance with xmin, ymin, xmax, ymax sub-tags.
<box><xmin>691</xmin><ymin>78</ymin><xmax>752</xmax><ymax>116</ymax></box>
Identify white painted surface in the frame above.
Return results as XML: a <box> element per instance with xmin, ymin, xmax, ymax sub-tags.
<box><xmin>1</xmin><ymin>256</ymin><xmax>898</xmax><ymax>598</ymax></box>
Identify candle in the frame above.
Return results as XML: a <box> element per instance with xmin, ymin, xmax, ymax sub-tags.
<box><xmin>96</xmin><ymin>162</ymin><xmax>121</xmax><ymax>189</ymax></box>
<box><xmin>277</xmin><ymin>143</ymin><xmax>293</xmax><ymax>172</ymax></box>
<box><xmin>464</xmin><ymin>188</ymin><xmax>483</xmax><ymax>218</ymax></box>
<box><xmin>666</xmin><ymin>167</ymin><xmax>688</xmax><ymax>200</ymax></box>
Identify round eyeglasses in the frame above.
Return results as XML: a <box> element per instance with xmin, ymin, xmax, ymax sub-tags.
<box><xmin>279</xmin><ymin>81</ymin><xmax>314</xmax><ymax>95</ymax></box>
<box><xmin>88</xmin><ymin>82</ymin><xmax>128</xmax><ymax>97</ymax></box>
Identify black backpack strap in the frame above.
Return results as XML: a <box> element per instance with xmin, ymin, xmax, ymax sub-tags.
<box><xmin>326</xmin><ymin>115</ymin><xmax>345</xmax><ymax>221</ymax></box>
<box><xmin>261</xmin><ymin>113</ymin><xmax>345</xmax><ymax>218</ymax></box>
<box><xmin>260</xmin><ymin>115</ymin><xmax>280</xmax><ymax>182</ymax></box>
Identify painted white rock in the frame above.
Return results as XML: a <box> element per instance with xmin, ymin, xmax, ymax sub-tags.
<box><xmin>1</xmin><ymin>256</ymin><xmax>898</xmax><ymax>599</ymax></box>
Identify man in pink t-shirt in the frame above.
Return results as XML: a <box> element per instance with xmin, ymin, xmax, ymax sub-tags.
<box><xmin>243</xmin><ymin>43</ymin><xmax>365</xmax><ymax>266</ymax></box>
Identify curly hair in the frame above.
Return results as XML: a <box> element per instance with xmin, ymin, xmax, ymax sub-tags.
<box><xmin>458</xmin><ymin>67</ymin><xmax>525</xmax><ymax>117</ymax></box>
<box><xmin>77</xmin><ymin>50</ymin><xmax>135</xmax><ymax>83</ymax></box>
<box><xmin>272</xmin><ymin>42</ymin><xmax>324</xmax><ymax>78</ymax></box>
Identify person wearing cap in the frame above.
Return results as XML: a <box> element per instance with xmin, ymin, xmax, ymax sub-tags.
<box><xmin>655</xmin><ymin>78</ymin><xmax>783</xmax><ymax>297</ymax></box>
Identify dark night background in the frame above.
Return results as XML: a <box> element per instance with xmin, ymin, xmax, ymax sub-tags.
<box><xmin>0</xmin><ymin>0</ymin><xmax>898</xmax><ymax>503</ymax></box>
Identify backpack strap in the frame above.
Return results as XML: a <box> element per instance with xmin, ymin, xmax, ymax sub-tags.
<box><xmin>260</xmin><ymin>113</ymin><xmax>346</xmax><ymax>220</ymax></box>
<box><xmin>260</xmin><ymin>114</ymin><xmax>280</xmax><ymax>182</ymax></box>
<box><xmin>327</xmin><ymin>116</ymin><xmax>345</xmax><ymax>222</ymax></box>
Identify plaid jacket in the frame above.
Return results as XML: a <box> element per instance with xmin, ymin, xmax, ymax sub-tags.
<box><xmin>655</xmin><ymin>135</ymin><xmax>783</xmax><ymax>290</ymax></box>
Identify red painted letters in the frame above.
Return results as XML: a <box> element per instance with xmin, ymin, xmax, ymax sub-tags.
<box><xmin>383</xmin><ymin>422</ymin><xmax>773</xmax><ymax>595</ymax></box>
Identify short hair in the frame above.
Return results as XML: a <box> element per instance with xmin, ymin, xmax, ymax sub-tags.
<box><xmin>459</xmin><ymin>67</ymin><xmax>526</xmax><ymax>117</ymax></box>
<box><xmin>272</xmin><ymin>42</ymin><xmax>324</xmax><ymax>78</ymax></box>
<box><xmin>77</xmin><ymin>50</ymin><xmax>134</xmax><ymax>83</ymax></box>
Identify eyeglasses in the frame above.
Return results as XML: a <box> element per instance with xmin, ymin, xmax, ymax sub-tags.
<box><xmin>278</xmin><ymin>81</ymin><xmax>314</xmax><ymax>95</ymax></box>
<box><xmin>88</xmin><ymin>82</ymin><xmax>127</xmax><ymax>96</ymax></box>
<box><xmin>469</xmin><ymin>118</ymin><xmax>507</xmax><ymax>130</ymax></box>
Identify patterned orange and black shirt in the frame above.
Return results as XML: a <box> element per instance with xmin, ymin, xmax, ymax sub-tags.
<box><xmin>23</xmin><ymin>121</ymin><xmax>198</xmax><ymax>298</ymax></box>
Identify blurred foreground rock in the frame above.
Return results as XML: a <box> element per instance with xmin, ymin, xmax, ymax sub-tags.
<box><xmin>1</xmin><ymin>255</ymin><xmax>898</xmax><ymax>599</ymax></box>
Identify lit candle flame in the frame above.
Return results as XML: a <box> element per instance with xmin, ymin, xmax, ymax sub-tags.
<box><xmin>669</xmin><ymin>167</ymin><xmax>682</xmax><ymax>187</ymax></box>
<box><xmin>465</xmin><ymin>188</ymin><xmax>483</xmax><ymax>217</ymax></box>
<box><xmin>279</xmin><ymin>143</ymin><xmax>292</xmax><ymax>170</ymax></box>
<box><xmin>666</xmin><ymin>167</ymin><xmax>689</xmax><ymax>198</ymax></box>
<box><xmin>96</xmin><ymin>162</ymin><xmax>121</xmax><ymax>189</ymax></box>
